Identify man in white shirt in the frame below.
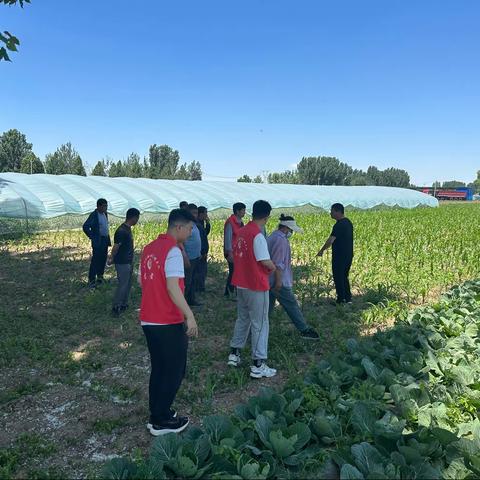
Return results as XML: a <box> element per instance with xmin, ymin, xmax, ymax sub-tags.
<box><xmin>227</xmin><ymin>200</ymin><xmax>277</xmax><ymax>379</ymax></box>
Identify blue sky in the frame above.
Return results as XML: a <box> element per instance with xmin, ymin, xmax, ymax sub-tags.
<box><xmin>2</xmin><ymin>0</ymin><xmax>479</xmax><ymax>184</ymax></box>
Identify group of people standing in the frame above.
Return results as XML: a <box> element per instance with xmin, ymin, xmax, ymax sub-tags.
<box><xmin>82</xmin><ymin>198</ymin><xmax>353</xmax><ymax>436</ymax></box>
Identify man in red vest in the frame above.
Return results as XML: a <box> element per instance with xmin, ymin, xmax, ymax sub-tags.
<box><xmin>228</xmin><ymin>200</ymin><xmax>277</xmax><ymax>378</ymax></box>
<box><xmin>139</xmin><ymin>209</ymin><xmax>199</xmax><ymax>436</ymax></box>
<box><xmin>223</xmin><ymin>202</ymin><xmax>246</xmax><ymax>298</ymax></box>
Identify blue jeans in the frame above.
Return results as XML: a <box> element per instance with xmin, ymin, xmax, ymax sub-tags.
<box><xmin>269</xmin><ymin>286</ymin><xmax>308</xmax><ymax>332</ymax></box>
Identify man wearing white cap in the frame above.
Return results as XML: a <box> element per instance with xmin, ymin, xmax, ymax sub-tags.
<box><xmin>267</xmin><ymin>214</ymin><xmax>319</xmax><ymax>340</ymax></box>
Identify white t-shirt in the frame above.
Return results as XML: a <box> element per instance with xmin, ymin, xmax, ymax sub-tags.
<box><xmin>253</xmin><ymin>233</ymin><xmax>270</xmax><ymax>261</ymax></box>
<box><xmin>165</xmin><ymin>246</ymin><xmax>184</xmax><ymax>278</ymax></box>
<box><xmin>140</xmin><ymin>246</ymin><xmax>184</xmax><ymax>326</ymax></box>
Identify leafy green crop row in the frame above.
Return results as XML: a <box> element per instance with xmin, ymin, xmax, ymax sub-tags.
<box><xmin>102</xmin><ymin>279</ymin><xmax>480</xmax><ymax>479</ymax></box>
<box><xmin>6</xmin><ymin>204</ymin><xmax>480</xmax><ymax>310</ymax></box>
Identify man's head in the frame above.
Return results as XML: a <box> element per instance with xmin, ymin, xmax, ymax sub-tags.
<box><xmin>97</xmin><ymin>198</ymin><xmax>108</xmax><ymax>214</ymax></box>
<box><xmin>179</xmin><ymin>201</ymin><xmax>188</xmax><ymax>210</ymax></box>
<box><xmin>125</xmin><ymin>208</ymin><xmax>140</xmax><ymax>226</ymax></box>
<box><xmin>168</xmin><ymin>209</ymin><xmax>195</xmax><ymax>242</ymax></box>
<box><xmin>252</xmin><ymin>200</ymin><xmax>272</xmax><ymax>226</ymax></box>
<box><xmin>188</xmin><ymin>203</ymin><xmax>198</xmax><ymax>220</ymax></box>
<box><xmin>330</xmin><ymin>203</ymin><xmax>345</xmax><ymax>220</ymax></box>
<box><xmin>198</xmin><ymin>206</ymin><xmax>208</xmax><ymax>222</ymax></box>
<box><xmin>278</xmin><ymin>213</ymin><xmax>303</xmax><ymax>237</ymax></box>
<box><xmin>233</xmin><ymin>202</ymin><xmax>246</xmax><ymax>219</ymax></box>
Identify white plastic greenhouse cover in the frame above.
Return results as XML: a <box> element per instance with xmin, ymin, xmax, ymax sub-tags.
<box><xmin>0</xmin><ymin>172</ymin><xmax>438</xmax><ymax>219</ymax></box>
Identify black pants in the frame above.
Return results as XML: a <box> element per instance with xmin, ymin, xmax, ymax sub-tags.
<box><xmin>143</xmin><ymin>323</ymin><xmax>188</xmax><ymax>425</ymax></box>
<box><xmin>185</xmin><ymin>257</ymin><xmax>200</xmax><ymax>304</ymax></box>
<box><xmin>196</xmin><ymin>255</ymin><xmax>208</xmax><ymax>291</ymax></box>
<box><xmin>332</xmin><ymin>256</ymin><xmax>352</xmax><ymax>303</ymax></box>
<box><xmin>88</xmin><ymin>237</ymin><xmax>109</xmax><ymax>283</ymax></box>
<box><xmin>224</xmin><ymin>259</ymin><xmax>235</xmax><ymax>295</ymax></box>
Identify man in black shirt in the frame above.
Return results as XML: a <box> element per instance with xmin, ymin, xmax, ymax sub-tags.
<box><xmin>108</xmin><ymin>208</ymin><xmax>140</xmax><ymax>317</ymax></box>
<box><xmin>196</xmin><ymin>206</ymin><xmax>211</xmax><ymax>292</ymax></box>
<box><xmin>317</xmin><ymin>203</ymin><xmax>354</xmax><ymax>304</ymax></box>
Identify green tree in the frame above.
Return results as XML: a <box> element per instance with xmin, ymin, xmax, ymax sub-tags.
<box><xmin>365</xmin><ymin>166</ymin><xmax>410</xmax><ymax>188</ymax></box>
<box><xmin>471</xmin><ymin>171</ymin><xmax>480</xmax><ymax>193</ymax></box>
<box><xmin>237</xmin><ymin>174</ymin><xmax>252</xmax><ymax>183</ymax></box>
<box><xmin>91</xmin><ymin>160</ymin><xmax>107</xmax><ymax>176</ymax></box>
<box><xmin>442</xmin><ymin>180</ymin><xmax>466</xmax><ymax>189</ymax></box>
<box><xmin>381</xmin><ymin>167</ymin><xmax>410</xmax><ymax>188</ymax></box>
<box><xmin>19</xmin><ymin>151</ymin><xmax>44</xmax><ymax>173</ymax></box>
<box><xmin>176</xmin><ymin>163</ymin><xmax>189</xmax><ymax>180</ymax></box>
<box><xmin>187</xmin><ymin>161</ymin><xmax>202</xmax><ymax>180</ymax></box>
<box><xmin>366</xmin><ymin>166</ymin><xmax>383</xmax><ymax>185</ymax></box>
<box><xmin>0</xmin><ymin>128</ymin><xmax>33</xmax><ymax>172</ymax></box>
<box><xmin>1</xmin><ymin>0</ymin><xmax>30</xmax><ymax>62</ymax></box>
<box><xmin>108</xmin><ymin>160</ymin><xmax>126</xmax><ymax>177</ymax></box>
<box><xmin>124</xmin><ymin>153</ymin><xmax>143</xmax><ymax>178</ymax></box>
<box><xmin>147</xmin><ymin>144</ymin><xmax>180</xmax><ymax>179</ymax></box>
<box><xmin>44</xmin><ymin>142</ymin><xmax>86</xmax><ymax>176</ymax></box>
<box><xmin>268</xmin><ymin>170</ymin><xmax>298</xmax><ymax>184</ymax></box>
<box><xmin>253</xmin><ymin>175</ymin><xmax>263</xmax><ymax>183</ymax></box>
<box><xmin>297</xmin><ymin>156</ymin><xmax>353</xmax><ymax>185</ymax></box>
<box><xmin>347</xmin><ymin>173</ymin><xmax>369</xmax><ymax>186</ymax></box>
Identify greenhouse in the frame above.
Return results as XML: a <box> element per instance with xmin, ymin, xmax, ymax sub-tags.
<box><xmin>0</xmin><ymin>173</ymin><xmax>438</xmax><ymax>221</ymax></box>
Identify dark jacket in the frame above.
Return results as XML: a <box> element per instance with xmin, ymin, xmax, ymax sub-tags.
<box><xmin>83</xmin><ymin>210</ymin><xmax>112</xmax><ymax>248</ymax></box>
<box><xmin>197</xmin><ymin>220</ymin><xmax>211</xmax><ymax>255</ymax></box>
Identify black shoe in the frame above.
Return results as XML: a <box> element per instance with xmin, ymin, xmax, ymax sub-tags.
<box><xmin>300</xmin><ymin>328</ymin><xmax>320</xmax><ymax>340</ymax></box>
<box><xmin>147</xmin><ymin>409</ymin><xmax>177</xmax><ymax>430</ymax></box>
<box><xmin>120</xmin><ymin>305</ymin><xmax>128</xmax><ymax>312</ymax></box>
<box><xmin>111</xmin><ymin>307</ymin><xmax>121</xmax><ymax>318</ymax></box>
<box><xmin>149</xmin><ymin>416</ymin><xmax>189</xmax><ymax>436</ymax></box>
<box><xmin>96</xmin><ymin>278</ymin><xmax>104</xmax><ymax>284</ymax></box>
<box><xmin>88</xmin><ymin>282</ymin><xmax>96</xmax><ymax>290</ymax></box>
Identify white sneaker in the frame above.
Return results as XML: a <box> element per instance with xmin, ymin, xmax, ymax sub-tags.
<box><xmin>227</xmin><ymin>353</ymin><xmax>241</xmax><ymax>367</ymax></box>
<box><xmin>250</xmin><ymin>363</ymin><xmax>277</xmax><ymax>379</ymax></box>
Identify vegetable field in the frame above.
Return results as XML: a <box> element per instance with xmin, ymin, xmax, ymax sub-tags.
<box><xmin>0</xmin><ymin>203</ymin><xmax>479</xmax><ymax>478</ymax></box>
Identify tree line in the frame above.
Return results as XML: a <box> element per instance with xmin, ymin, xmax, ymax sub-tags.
<box><xmin>238</xmin><ymin>156</ymin><xmax>412</xmax><ymax>188</ymax></box>
<box><xmin>238</xmin><ymin>156</ymin><xmax>480</xmax><ymax>192</ymax></box>
<box><xmin>0</xmin><ymin>129</ymin><xmax>202</xmax><ymax>180</ymax></box>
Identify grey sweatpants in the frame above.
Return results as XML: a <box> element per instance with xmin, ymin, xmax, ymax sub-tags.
<box><xmin>230</xmin><ymin>288</ymin><xmax>270</xmax><ymax>361</ymax></box>
<box><xmin>113</xmin><ymin>263</ymin><xmax>133</xmax><ymax>309</ymax></box>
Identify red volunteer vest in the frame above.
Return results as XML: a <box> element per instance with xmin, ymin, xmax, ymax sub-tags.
<box><xmin>140</xmin><ymin>234</ymin><xmax>185</xmax><ymax>325</ymax></box>
<box><xmin>224</xmin><ymin>215</ymin><xmax>244</xmax><ymax>251</ymax></box>
<box><xmin>232</xmin><ymin>221</ymin><xmax>270</xmax><ymax>291</ymax></box>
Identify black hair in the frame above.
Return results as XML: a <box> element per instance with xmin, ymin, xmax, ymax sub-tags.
<box><xmin>97</xmin><ymin>198</ymin><xmax>107</xmax><ymax>207</ymax></box>
<box><xmin>278</xmin><ymin>213</ymin><xmax>294</xmax><ymax>229</ymax></box>
<box><xmin>179</xmin><ymin>201</ymin><xmax>188</xmax><ymax>209</ymax></box>
<box><xmin>168</xmin><ymin>208</ymin><xmax>195</xmax><ymax>227</ymax></box>
<box><xmin>252</xmin><ymin>200</ymin><xmax>272</xmax><ymax>220</ymax></box>
<box><xmin>188</xmin><ymin>203</ymin><xmax>198</xmax><ymax>211</ymax></box>
<box><xmin>233</xmin><ymin>202</ymin><xmax>246</xmax><ymax>214</ymax></box>
<box><xmin>126</xmin><ymin>208</ymin><xmax>140</xmax><ymax>220</ymax></box>
<box><xmin>331</xmin><ymin>203</ymin><xmax>345</xmax><ymax>214</ymax></box>
<box><xmin>198</xmin><ymin>206</ymin><xmax>207</xmax><ymax>214</ymax></box>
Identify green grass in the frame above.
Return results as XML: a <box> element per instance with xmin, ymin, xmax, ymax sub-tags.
<box><xmin>0</xmin><ymin>434</ymin><xmax>57</xmax><ymax>478</ymax></box>
<box><xmin>0</xmin><ymin>203</ymin><xmax>479</xmax><ymax>477</ymax></box>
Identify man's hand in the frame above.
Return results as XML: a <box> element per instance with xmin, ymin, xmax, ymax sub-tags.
<box><xmin>273</xmin><ymin>282</ymin><xmax>282</xmax><ymax>294</ymax></box>
<box><xmin>185</xmin><ymin>314</ymin><xmax>198</xmax><ymax>337</ymax></box>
